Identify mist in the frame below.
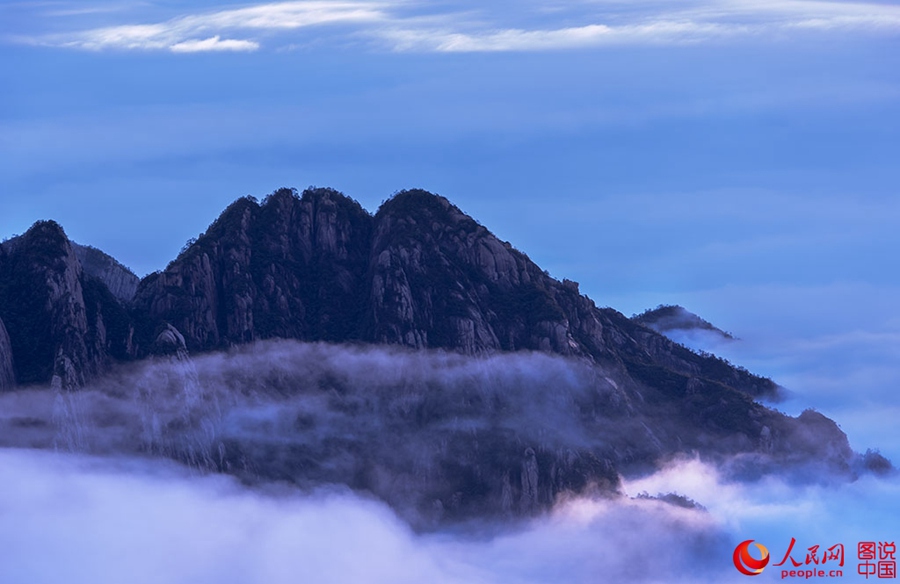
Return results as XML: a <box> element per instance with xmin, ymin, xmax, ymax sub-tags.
<box><xmin>660</xmin><ymin>297</ymin><xmax>900</xmax><ymax>465</ymax></box>
<box><xmin>0</xmin><ymin>341</ymin><xmax>641</xmax><ymax>525</ymax></box>
<box><xmin>2</xmin><ymin>448</ymin><xmax>897</xmax><ymax>584</ymax></box>
<box><xmin>1</xmin><ymin>339</ymin><xmax>895</xmax><ymax>582</ymax></box>
<box><xmin>0</xmin><ymin>448</ymin><xmax>735</xmax><ymax>584</ymax></box>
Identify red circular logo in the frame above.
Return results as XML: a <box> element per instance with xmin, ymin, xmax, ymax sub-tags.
<box><xmin>734</xmin><ymin>540</ymin><xmax>770</xmax><ymax>576</ymax></box>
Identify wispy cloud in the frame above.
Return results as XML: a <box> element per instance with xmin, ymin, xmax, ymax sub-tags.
<box><xmin>170</xmin><ymin>35</ymin><xmax>259</xmax><ymax>53</ymax></box>
<box><xmin>27</xmin><ymin>1</ymin><xmax>388</xmax><ymax>52</ymax></box>
<box><xmin>12</xmin><ymin>0</ymin><xmax>900</xmax><ymax>53</ymax></box>
<box><xmin>390</xmin><ymin>0</ymin><xmax>900</xmax><ymax>52</ymax></box>
<box><xmin>382</xmin><ymin>20</ymin><xmax>739</xmax><ymax>53</ymax></box>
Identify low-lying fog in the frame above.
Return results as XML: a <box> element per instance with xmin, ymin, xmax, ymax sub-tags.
<box><xmin>2</xmin><ymin>449</ymin><xmax>897</xmax><ymax>584</ymax></box>
<box><xmin>0</xmin><ymin>340</ymin><xmax>895</xmax><ymax>583</ymax></box>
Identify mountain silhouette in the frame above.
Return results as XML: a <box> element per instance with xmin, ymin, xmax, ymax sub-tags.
<box><xmin>0</xmin><ymin>187</ymin><xmax>881</xmax><ymax>524</ymax></box>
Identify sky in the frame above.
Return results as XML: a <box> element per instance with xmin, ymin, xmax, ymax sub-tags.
<box><xmin>1</xmin><ymin>1</ymin><xmax>899</xmax><ymax>581</ymax></box>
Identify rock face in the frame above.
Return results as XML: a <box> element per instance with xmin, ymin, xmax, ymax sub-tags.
<box><xmin>131</xmin><ymin>189</ymin><xmax>778</xmax><ymax>399</ymax></box>
<box><xmin>0</xmin><ymin>190</ymin><xmax>786</xmax><ymax>447</ymax></box>
<box><xmin>0</xmin><ymin>190</ymin><xmax>794</xmax><ymax>426</ymax></box>
<box><xmin>0</xmin><ymin>316</ymin><xmax>14</xmax><ymax>390</ymax></box>
<box><xmin>368</xmin><ymin>192</ymin><xmax>575</xmax><ymax>354</ymax></box>
<box><xmin>73</xmin><ymin>243</ymin><xmax>140</xmax><ymax>304</ymax></box>
<box><xmin>0</xmin><ymin>221</ymin><xmax>132</xmax><ymax>389</ymax></box>
<box><xmin>133</xmin><ymin>189</ymin><xmax>372</xmax><ymax>352</ymax></box>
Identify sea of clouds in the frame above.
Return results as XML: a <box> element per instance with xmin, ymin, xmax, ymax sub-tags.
<box><xmin>2</xmin><ymin>448</ymin><xmax>897</xmax><ymax>584</ymax></box>
<box><xmin>0</xmin><ymin>340</ymin><xmax>897</xmax><ymax>583</ymax></box>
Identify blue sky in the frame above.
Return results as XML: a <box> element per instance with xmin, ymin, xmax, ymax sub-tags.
<box><xmin>2</xmin><ymin>1</ymin><xmax>900</xmax><ymax>454</ymax></box>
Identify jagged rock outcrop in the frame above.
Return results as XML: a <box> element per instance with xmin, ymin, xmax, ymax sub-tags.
<box><xmin>73</xmin><ymin>243</ymin><xmax>140</xmax><ymax>304</ymax></box>
<box><xmin>133</xmin><ymin>188</ymin><xmax>372</xmax><ymax>352</ymax></box>
<box><xmin>132</xmin><ymin>188</ymin><xmax>778</xmax><ymax>400</ymax></box>
<box><xmin>0</xmin><ymin>221</ymin><xmax>95</xmax><ymax>388</ymax></box>
<box><xmin>365</xmin><ymin>193</ymin><xmax>779</xmax><ymax>399</ymax></box>
<box><xmin>0</xmin><ymin>189</ymin><xmax>780</xmax><ymax>405</ymax></box>
<box><xmin>154</xmin><ymin>323</ymin><xmax>188</xmax><ymax>355</ymax></box>
<box><xmin>0</xmin><ymin>221</ymin><xmax>131</xmax><ymax>389</ymax></box>
<box><xmin>0</xmin><ymin>316</ymin><xmax>14</xmax><ymax>390</ymax></box>
<box><xmin>368</xmin><ymin>192</ymin><xmax>574</xmax><ymax>354</ymax></box>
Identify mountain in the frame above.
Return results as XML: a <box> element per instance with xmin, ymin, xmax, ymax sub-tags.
<box><xmin>129</xmin><ymin>188</ymin><xmax>777</xmax><ymax>396</ymax></box>
<box><xmin>634</xmin><ymin>305</ymin><xmax>734</xmax><ymax>340</ymax></box>
<box><xmin>0</xmin><ymin>221</ymin><xmax>132</xmax><ymax>389</ymax></box>
<box><xmin>0</xmin><ymin>187</ymin><xmax>879</xmax><ymax>524</ymax></box>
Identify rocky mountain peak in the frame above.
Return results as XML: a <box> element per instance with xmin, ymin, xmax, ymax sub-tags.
<box><xmin>0</xmin><ymin>189</ymin><xmax>782</xmax><ymax>405</ymax></box>
<box><xmin>0</xmin><ymin>186</ymin><xmax>884</xmax><ymax>524</ymax></box>
<box><xmin>373</xmin><ymin>189</ymin><xmax>484</xmax><ymax>251</ymax></box>
<box><xmin>0</xmin><ymin>221</ymin><xmax>90</xmax><ymax>388</ymax></box>
<box><xmin>124</xmin><ymin>188</ymin><xmax>783</xmax><ymax>403</ymax></box>
<box><xmin>0</xmin><ymin>220</ymin><xmax>135</xmax><ymax>389</ymax></box>
<box><xmin>134</xmin><ymin>187</ymin><xmax>374</xmax><ymax>352</ymax></box>
<box><xmin>377</xmin><ymin>188</ymin><xmax>463</xmax><ymax>221</ymax></box>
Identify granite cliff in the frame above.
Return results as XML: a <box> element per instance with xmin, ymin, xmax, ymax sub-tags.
<box><xmin>73</xmin><ymin>243</ymin><xmax>140</xmax><ymax>304</ymax></box>
<box><xmin>0</xmin><ymin>187</ymin><xmax>874</xmax><ymax>524</ymax></box>
<box><xmin>130</xmin><ymin>188</ymin><xmax>778</xmax><ymax>399</ymax></box>
<box><xmin>0</xmin><ymin>221</ymin><xmax>129</xmax><ymax>389</ymax></box>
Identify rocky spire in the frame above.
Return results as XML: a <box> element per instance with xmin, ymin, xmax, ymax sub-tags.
<box><xmin>0</xmin><ymin>221</ymin><xmax>116</xmax><ymax>389</ymax></box>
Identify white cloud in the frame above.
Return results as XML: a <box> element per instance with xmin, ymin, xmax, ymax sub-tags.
<box><xmin>385</xmin><ymin>0</ymin><xmax>900</xmax><ymax>52</ymax></box>
<box><xmin>0</xmin><ymin>448</ymin><xmax>732</xmax><ymax>584</ymax></box>
<box><xmin>59</xmin><ymin>23</ymin><xmax>172</xmax><ymax>50</ymax></box>
<box><xmin>170</xmin><ymin>35</ymin><xmax>260</xmax><ymax>53</ymax></box>
<box><xmin>667</xmin><ymin>0</ymin><xmax>900</xmax><ymax>25</ymax></box>
<box><xmin>193</xmin><ymin>1</ymin><xmax>387</xmax><ymax>30</ymax></box>
<box><xmin>621</xmin><ymin>456</ymin><xmax>900</xmax><ymax>549</ymax></box>
<box><xmin>3</xmin><ymin>448</ymin><xmax>897</xmax><ymax>584</ymax></box>
<box><xmin>12</xmin><ymin>0</ymin><xmax>900</xmax><ymax>53</ymax></box>
<box><xmin>382</xmin><ymin>20</ymin><xmax>738</xmax><ymax>53</ymax></box>
<box><xmin>30</xmin><ymin>1</ymin><xmax>388</xmax><ymax>52</ymax></box>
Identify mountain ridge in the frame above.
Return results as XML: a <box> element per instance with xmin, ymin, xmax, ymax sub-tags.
<box><xmin>0</xmin><ymin>187</ymin><xmax>786</xmax><ymax>397</ymax></box>
<box><xmin>0</xmin><ymin>186</ymin><xmax>881</xmax><ymax>523</ymax></box>
<box><xmin>127</xmin><ymin>187</ymin><xmax>779</xmax><ymax>397</ymax></box>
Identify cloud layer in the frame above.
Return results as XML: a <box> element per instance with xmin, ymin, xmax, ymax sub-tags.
<box><xmin>0</xmin><ymin>448</ymin><xmax>729</xmax><ymax>584</ymax></box>
<box><xmin>13</xmin><ymin>0</ymin><xmax>900</xmax><ymax>53</ymax></box>
<box><xmin>2</xmin><ymin>448</ymin><xmax>897</xmax><ymax>584</ymax></box>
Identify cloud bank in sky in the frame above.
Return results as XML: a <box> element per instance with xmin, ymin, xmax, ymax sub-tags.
<box><xmin>11</xmin><ymin>0</ymin><xmax>900</xmax><ymax>53</ymax></box>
